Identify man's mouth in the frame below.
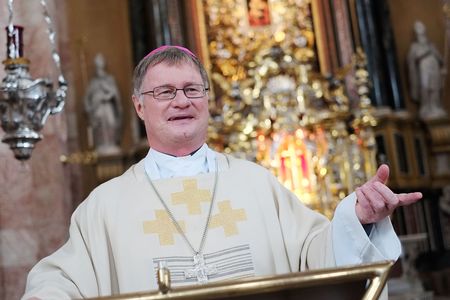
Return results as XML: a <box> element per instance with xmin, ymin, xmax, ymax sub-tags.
<box><xmin>168</xmin><ymin>115</ymin><xmax>194</xmax><ymax>121</ymax></box>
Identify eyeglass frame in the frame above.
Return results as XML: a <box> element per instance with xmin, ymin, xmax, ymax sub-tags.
<box><xmin>140</xmin><ymin>84</ymin><xmax>209</xmax><ymax>101</ymax></box>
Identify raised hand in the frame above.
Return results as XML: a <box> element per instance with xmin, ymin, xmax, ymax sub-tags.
<box><xmin>355</xmin><ymin>164</ymin><xmax>422</xmax><ymax>224</ymax></box>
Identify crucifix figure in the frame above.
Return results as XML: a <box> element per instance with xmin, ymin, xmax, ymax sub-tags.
<box><xmin>184</xmin><ymin>253</ymin><xmax>218</xmax><ymax>283</ymax></box>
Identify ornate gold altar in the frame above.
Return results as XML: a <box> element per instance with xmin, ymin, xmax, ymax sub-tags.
<box><xmin>196</xmin><ymin>0</ymin><xmax>378</xmax><ymax>218</ymax></box>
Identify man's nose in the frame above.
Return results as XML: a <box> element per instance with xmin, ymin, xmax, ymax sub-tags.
<box><xmin>171</xmin><ymin>90</ymin><xmax>191</xmax><ymax>107</ymax></box>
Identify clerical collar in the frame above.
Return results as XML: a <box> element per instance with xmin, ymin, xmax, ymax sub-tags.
<box><xmin>144</xmin><ymin>144</ymin><xmax>217</xmax><ymax>180</ymax></box>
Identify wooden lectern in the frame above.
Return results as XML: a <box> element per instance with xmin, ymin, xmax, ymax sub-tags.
<box><xmin>89</xmin><ymin>261</ymin><xmax>393</xmax><ymax>300</ymax></box>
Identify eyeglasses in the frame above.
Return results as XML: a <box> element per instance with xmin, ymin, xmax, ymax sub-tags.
<box><xmin>140</xmin><ymin>84</ymin><xmax>209</xmax><ymax>101</ymax></box>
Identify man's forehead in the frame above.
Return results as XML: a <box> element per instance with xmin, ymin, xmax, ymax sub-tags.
<box><xmin>147</xmin><ymin>60</ymin><xmax>198</xmax><ymax>73</ymax></box>
<box><xmin>143</xmin><ymin>61</ymin><xmax>202</xmax><ymax>85</ymax></box>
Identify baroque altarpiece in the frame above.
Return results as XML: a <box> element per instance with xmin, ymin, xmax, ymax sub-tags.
<box><xmin>193</xmin><ymin>0</ymin><xmax>378</xmax><ymax>218</ymax></box>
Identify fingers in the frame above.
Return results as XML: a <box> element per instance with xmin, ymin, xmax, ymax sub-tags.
<box><xmin>368</xmin><ymin>164</ymin><xmax>390</xmax><ymax>185</ymax></box>
<box><xmin>355</xmin><ymin>178</ymin><xmax>423</xmax><ymax>224</ymax></box>
<box><xmin>355</xmin><ymin>187</ymin><xmax>375</xmax><ymax>224</ymax></box>
<box><xmin>355</xmin><ymin>179</ymin><xmax>397</xmax><ymax>224</ymax></box>
<box><xmin>356</xmin><ymin>183</ymin><xmax>391</xmax><ymax>224</ymax></box>
<box><xmin>361</xmin><ymin>183</ymin><xmax>388</xmax><ymax>212</ymax></box>
<box><xmin>373</xmin><ymin>182</ymin><xmax>398</xmax><ymax>211</ymax></box>
<box><xmin>397</xmin><ymin>192</ymin><xmax>423</xmax><ymax>206</ymax></box>
<box><xmin>356</xmin><ymin>187</ymin><xmax>375</xmax><ymax>212</ymax></box>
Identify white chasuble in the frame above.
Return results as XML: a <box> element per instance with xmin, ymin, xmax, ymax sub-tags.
<box><xmin>141</xmin><ymin>175</ymin><xmax>257</xmax><ymax>285</ymax></box>
<box><xmin>23</xmin><ymin>153</ymin><xmax>399</xmax><ymax>300</ymax></box>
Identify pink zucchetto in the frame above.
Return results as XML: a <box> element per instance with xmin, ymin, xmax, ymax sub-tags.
<box><xmin>144</xmin><ymin>45</ymin><xmax>197</xmax><ymax>59</ymax></box>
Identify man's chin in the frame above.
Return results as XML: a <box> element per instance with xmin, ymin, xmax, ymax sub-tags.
<box><xmin>167</xmin><ymin>130</ymin><xmax>195</xmax><ymax>141</ymax></box>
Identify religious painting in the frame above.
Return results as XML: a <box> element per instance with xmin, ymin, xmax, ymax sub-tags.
<box><xmin>247</xmin><ymin>0</ymin><xmax>271</xmax><ymax>26</ymax></box>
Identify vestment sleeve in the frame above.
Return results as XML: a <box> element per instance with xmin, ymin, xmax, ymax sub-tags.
<box><xmin>22</xmin><ymin>194</ymin><xmax>112</xmax><ymax>299</ymax></box>
<box><xmin>332</xmin><ymin>192</ymin><xmax>401</xmax><ymax>266</ymax></box>
<box><xmin>272</xmin><ymin>173</ymin><xmax>400</xmax><ymax>271</ymax></box>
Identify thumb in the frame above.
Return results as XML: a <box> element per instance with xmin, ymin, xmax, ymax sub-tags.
<box><xmin>369</xmin><ymin>164</ymin><xmax>389</xmax><ymax>185</ymax></box>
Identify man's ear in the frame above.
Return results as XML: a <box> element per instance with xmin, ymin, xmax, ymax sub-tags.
<box><xmin>132</xmin><ymin>95</ymin><xmax>145</xmax><ymax>120</ymax></box>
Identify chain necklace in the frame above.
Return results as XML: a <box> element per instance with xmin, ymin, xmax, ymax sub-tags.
<box><xmin>146</xmin><ymin>159</ymin><xmax>219</xmax><ymax>283</ymax></box>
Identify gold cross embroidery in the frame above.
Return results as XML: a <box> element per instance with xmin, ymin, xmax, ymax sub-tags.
<box><xmin>143</xmin><ymin>210</ymin><xmax>185</xmax><ymax>246</ymax></box>
<box><xmin>210</xmin><ymin>200</ymin><xmax>247</xmax><ymax>236</ymax></box>
<box><xmin>171</xmin><ymin>179</ymin><xmax>211</xmax><ymax>215</ymax></box>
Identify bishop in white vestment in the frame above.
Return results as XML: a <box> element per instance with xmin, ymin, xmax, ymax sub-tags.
<box><xmin>23</xmin><ymin>147</ymin><xmax>400</xmax><ymax>299</ymax></box>
<box><xmin>22</xmin><ymin>45</ymin><xmax>422</xmax><ymax>300</ymax></box>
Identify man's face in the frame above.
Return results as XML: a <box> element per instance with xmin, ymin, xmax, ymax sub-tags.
<box><xmin>132</xmin><ymin>61</ymin><xmax>210</xmax><ymax>155</ymax></box>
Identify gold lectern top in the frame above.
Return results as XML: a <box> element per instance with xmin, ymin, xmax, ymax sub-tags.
<box><xmin>88</xmin><ymin>260</ymin><xmax>393</xmax><ymax>300</ymax></box>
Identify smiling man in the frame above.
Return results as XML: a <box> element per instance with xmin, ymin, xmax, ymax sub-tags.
<box><xmin>133</xmin><ymin>47</ymin><xmax>210</xmax><ymax>157</ymax></box>
<box><xmin>22</xmin><ymin>46</ymin><xmax>422</xmax><ymax>299</ymax></box>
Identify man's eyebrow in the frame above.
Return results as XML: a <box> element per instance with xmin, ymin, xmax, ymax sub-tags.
<box><xmin>154</xmin><ymin>81</ymin><xmax>202</xmax><ymax>87</ymax></box>
<box><xmin>155</xmin><ymin>84</ymin><xmax>175</xmax><ymax>88</ymax></box>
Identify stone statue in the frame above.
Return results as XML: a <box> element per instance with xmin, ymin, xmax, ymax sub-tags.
<box><xmin>407</xmin><ymin>20</ymin><xmax>447</xmax><ymax>120</ymax></box>
<box><xmin>84</xmin><ymin>53</ymin><xmax>123</xmax><ymax>154</ymax></box>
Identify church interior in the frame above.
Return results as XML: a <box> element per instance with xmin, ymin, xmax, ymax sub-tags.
<box><xmin>0</xmin><ymin>0</ymin><xmax>449</xmax><ymax>299</ymax></box>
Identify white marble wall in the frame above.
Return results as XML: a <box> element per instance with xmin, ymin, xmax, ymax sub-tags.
<box><xmin>0</xmin><ymin>1</ymin><xmax>73</xmax><ymax>299</ymax></box>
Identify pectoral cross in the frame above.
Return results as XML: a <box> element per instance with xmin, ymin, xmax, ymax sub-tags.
<box><xmin>184</xmin><ymin>253</ymin><xmax>217</xmax><ymax>283</ymax></box>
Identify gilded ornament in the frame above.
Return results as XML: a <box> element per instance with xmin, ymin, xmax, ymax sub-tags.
<box><xmin>203</xmin><ymin>0</ymin><xmax>377</xmax><ymax>217</ymax></box>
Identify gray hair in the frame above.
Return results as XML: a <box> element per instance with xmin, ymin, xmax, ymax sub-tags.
<box><xmin>132</xmin><ymin>47</ymin><xmax>209</xmax><ymax>97</ymax></box>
